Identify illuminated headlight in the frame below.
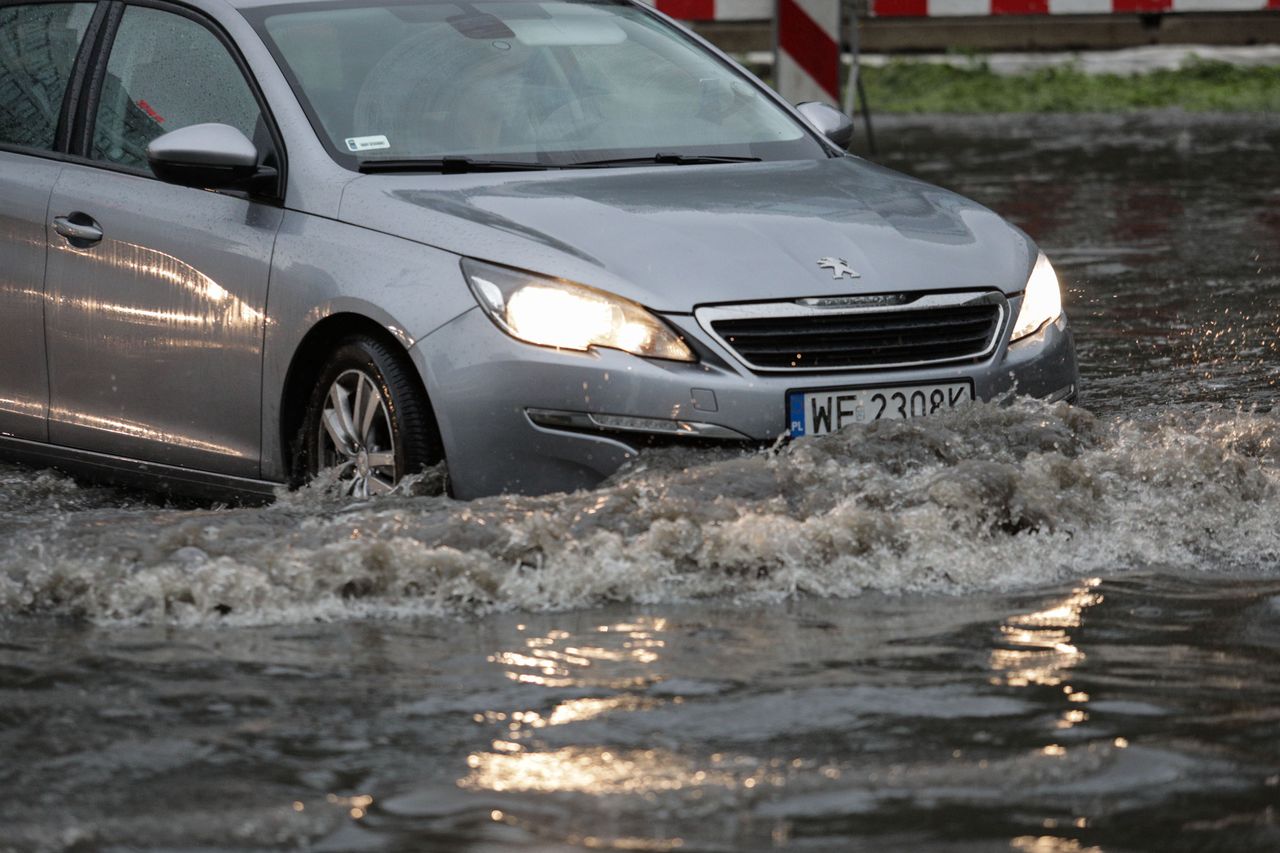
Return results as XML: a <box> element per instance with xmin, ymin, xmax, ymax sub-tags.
<box><xmin>463</xmin><ymin>259</ymin><xmax>695</xmax><ymax>362</ymax></box>
<box><xmin>1011</xmin><ymin>253</ymin><xmax>1064</xmax><ymax>341</ymax></box>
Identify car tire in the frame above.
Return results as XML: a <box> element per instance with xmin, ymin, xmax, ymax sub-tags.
<box><xmin>299</xmin><ymin>335</ymin><xmax>442</xmax><ymax>497</ymax></box>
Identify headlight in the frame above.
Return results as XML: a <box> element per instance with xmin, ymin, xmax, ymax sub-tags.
<box><xmin>1011</xmin><ymin>253</ymin><xmax>1063</xmax><ymax>341</ymax></box>
<box><xmin>462</xmin><ymin>259</ymin><xmax>695</xmax><ymax>362</ymax></box>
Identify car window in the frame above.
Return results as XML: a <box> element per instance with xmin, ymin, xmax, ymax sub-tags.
<box><xmin>253</xmin><ymin>0</ymin><xmax>825</xmax><ymax>168</ymax></box>
<box><xmin>0</xmin><ymin>3</ymin><xmax>95</xmax><ymax>151</ymax></box>
<box><xmin>92</xmin><ymin>5</ymin><xmax>262</xmax><ymax>170</ymax></box>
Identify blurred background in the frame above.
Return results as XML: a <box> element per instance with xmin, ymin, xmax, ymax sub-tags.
<box><xmin>660</xmin><ymin>0</ymin><xmax>1280</xmax><ymax>137</ymax></box>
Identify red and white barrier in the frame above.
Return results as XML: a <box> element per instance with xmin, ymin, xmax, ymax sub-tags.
<box><xmin>776</xmin><ymin>0</ymin><xmax>843</xmax><ymax>102</ymax></box>
<box><xmin>645</xmin><ymin>0</ymin><xmax>1279</xmax><ymax>108</ymax></box>
<box><xmin>649</xmin><ymin>0</ymin><xmax>772</xmax><ymax>21</ymax></box>
<box><xmin>647</xmin><ymin>0</ymin><xmax>844</xmax><ymax>104</ymax></box>
<box><xmin>870</xmin><ymin>0</ymin><xmax>1280</xmax><ymax>15</ymax></box>
<box><xmin>646</xmin><ymin>0</ymin><xmax>1280</xmax><ymax>21</ymax></box>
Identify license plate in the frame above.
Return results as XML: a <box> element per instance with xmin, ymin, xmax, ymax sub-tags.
<box><xmin>788</xmin><ymin>382</ymin><xmax>974</xmax><ymax>438</ymax></box>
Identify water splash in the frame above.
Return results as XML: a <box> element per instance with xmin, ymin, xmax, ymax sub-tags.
<box><xmin>1</xmin><ymin>399</ymin><xmax>1276</xmax><ymax>626</ymax></box>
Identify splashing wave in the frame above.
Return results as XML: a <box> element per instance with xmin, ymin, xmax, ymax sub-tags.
<box><xmin>1</xmin><ymin>400</ymin><xmax>1277</xmax><ymax>625</ymax></box>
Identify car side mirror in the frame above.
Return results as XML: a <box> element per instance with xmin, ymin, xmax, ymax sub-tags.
<box><xmin>147</xmin><ymin>123</ymin><xmax>276</xmax><ymax>193</ymax></box>
<box><xmin>795</xmin><ymin>102</ymin><xmax>854</xmax><ymax>150</ymax></box>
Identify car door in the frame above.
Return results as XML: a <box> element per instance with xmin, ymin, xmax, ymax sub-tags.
<box><xmin>0</xmin><ymin>1</ymin><xmax>98</xmax><ymax>442</ymax></box>
<box><xmin>43</xmin><ymin>1</ymin><xmax>284</xmax><ymax>477</ymax></box>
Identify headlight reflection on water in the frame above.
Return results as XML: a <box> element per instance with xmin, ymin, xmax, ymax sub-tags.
<box><xmin>453</xmin><ymin>598</ymin><xmax>1133</xmax><ymax>847</ymax></box>
<box><xmin>458</xmin><ymin>615</ymin><xmax>817</xmax><ymax>840</ymax></box>
<box><xmin>1010</xmin><ymin>836</ymin><xmax>1103</xmax><ymax>853</ymax></box>
<box><xmin>989</xmin><ymin>579</ymin><xmax>1133</xmax><ymax>772</ymax></box>
<box><xmin>989</xmin><ymin>578</ymin><xmax>1103</xmax><ymax>693</ymax></box>
<box><xmin>487</xmin><ymin>618</ymin><xmax>669</xmax><ymax>689</ymax></box>
<box><xmin>460</xmin><ymin>745</ymin><xmax>739</xmax><ymax>796</ymax></box>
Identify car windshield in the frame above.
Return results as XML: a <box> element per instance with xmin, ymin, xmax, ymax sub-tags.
<box><xmin>248</xmin><ymin>0</ymin><xmax>827</xmax><ymax>169</ymax></box>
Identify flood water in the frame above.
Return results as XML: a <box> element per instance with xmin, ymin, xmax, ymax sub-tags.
<box><xmin>2</xmin><ymin>112</ymin><xmax>1279</xmax><ymax>851</ymax></box>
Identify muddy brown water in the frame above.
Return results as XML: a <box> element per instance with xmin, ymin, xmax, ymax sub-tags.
<box><xmin>2</xmin><ymin>112</ymin><xmax>1279</xmax><ymax>852</ymax></box>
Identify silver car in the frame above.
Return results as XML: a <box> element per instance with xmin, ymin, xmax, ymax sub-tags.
<box><xmin>0</xmin><ymin>0</ymin><xmax>1078</xmax><ymax>501</ymax></box>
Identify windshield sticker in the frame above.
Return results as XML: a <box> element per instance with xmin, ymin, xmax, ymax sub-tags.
<box><xmin>345</xmin><ymin>135</ymin><xmax>390</xmax><ymax>153</ymax></box>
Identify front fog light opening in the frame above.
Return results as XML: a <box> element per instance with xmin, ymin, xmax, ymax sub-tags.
<box><xmin>1011</xmin><ymin>253</ymin><xmax>1063</xmax><ymax>341</ymax></box>
<box><xmin>526</xmin><ymin>408</ymin><xmax>749</xmax><ymax>440</ymax></box>
<box><xmin>463</xmin><ymin>259</ymin><xmax>695</xmax><ymax>362</ymax></box>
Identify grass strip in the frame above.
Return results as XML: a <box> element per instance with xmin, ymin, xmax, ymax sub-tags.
<box><xmin>745</xmin><ymin>58</ymin><xmax>1280</xmax><ymax>113</ymax></box>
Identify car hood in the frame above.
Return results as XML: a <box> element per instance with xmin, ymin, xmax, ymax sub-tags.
<box><xmin>337</xmin><ymin>156</ymin><xmax>1036</xmax><ymax>313</ymax></box>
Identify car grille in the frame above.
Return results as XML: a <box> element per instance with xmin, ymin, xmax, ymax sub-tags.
<box><xmin>700</xmin><ymin>295</ymin><xmax>1005</xmax><ymax>372</ymax></box>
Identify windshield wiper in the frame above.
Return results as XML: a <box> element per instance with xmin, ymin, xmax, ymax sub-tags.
<box><xmin>358</xmin><ymin>157</ymin><xmax>553</xmax><ymax>174</ymax></box>
<box><xmin>357</xmin><ymin>153</ymin><xmax>763</xmax><ymax>173</ymax></box>
<box><xmin>569</xmin><ymin>153</ymin><xmax>763</xmax><ymax>167</ymax></box>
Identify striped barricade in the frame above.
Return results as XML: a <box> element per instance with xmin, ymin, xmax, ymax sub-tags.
<box><xmin>870</xmin><ymin>1</ymin><xmax>1280</xmax><ymax>15</ymax></box>
<box><xmin>649</xmin><ymin>0</ymin><xmax>772</xmax><ymax>21</ymax></box>
<box><xmin>646</xmin><ymin>0</ymin><xmax>843</xmax><ymax>103</ymax></box>
<box><xmin>645</xmin><ymin>0</ymin><xmax>1280</xmax><ymax>107</ymax></box>
<box><xmin>776</xmin><ymin>0</ymin><xmax>844</xmax><ymax>102</ymax></box>
<box><xmin>647</xmin><ymin>0</ymin><xmax>1280</xmax><ymax>23</ymax></box>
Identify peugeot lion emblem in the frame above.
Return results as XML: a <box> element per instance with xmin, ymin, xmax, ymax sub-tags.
<box><xmin>817</xmin><ymin>257</ymin><xmax>861</xmax><ymax>280</ymax></box>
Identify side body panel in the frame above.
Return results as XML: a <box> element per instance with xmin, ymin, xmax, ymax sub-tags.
<box><xmin>0</xmin><ymin>153</ymin><xmax>60</xmax><ymax>440</ymax></box>
<box><xmin>44</xmin><ymin>164</ymin><xmax>281</xmax><ymax>476</ymax></box>
<box><xmin>259</xmin><ymin>210</ymin><xmax>475</xmax><ymax>482</ymax></box>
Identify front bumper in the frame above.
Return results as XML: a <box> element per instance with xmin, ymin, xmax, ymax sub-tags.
<box><xmin>409</xmin><ymin>300</ymin><xmax>1079</xmax><ymax>499</ymax></box>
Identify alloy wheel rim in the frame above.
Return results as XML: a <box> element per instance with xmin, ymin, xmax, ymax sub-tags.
<box><xmin>318</xmin><ymin>369</ymin><xmax>397</xmax><ymax>497</ymax></box>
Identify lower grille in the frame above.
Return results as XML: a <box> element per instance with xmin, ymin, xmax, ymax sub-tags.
<box><xmin>698</xmin><ymin>293</ymin><xmax>1005</xmax><ymax>372</ymax></box>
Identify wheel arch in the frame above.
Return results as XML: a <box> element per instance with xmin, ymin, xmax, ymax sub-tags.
<box><xmin>277</xmin><ymin>311</ymin><xmax>435</xmax><ymax>485</ymax></box>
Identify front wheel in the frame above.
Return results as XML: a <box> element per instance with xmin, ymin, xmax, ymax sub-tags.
<box><xmin>301</xmin><ymin>336</ymin><xmax>441</xmax><ymax>497</ymax></box>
